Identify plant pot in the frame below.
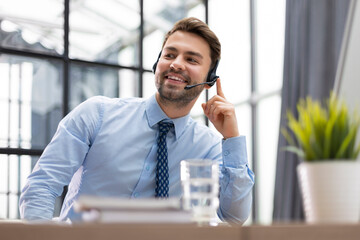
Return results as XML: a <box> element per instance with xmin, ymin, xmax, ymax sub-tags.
<box><xmin>297</xmin><ymin>161</ymin><xmax>360</xmax><ymax>223</ymax></box>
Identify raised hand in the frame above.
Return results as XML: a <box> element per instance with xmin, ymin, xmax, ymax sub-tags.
<box><xmin>201</xmin><ymin>78</ymin><xmax>239</xmax><ymax>139</ymax></box>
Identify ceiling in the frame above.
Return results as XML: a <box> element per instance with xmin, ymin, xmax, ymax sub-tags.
<box><xmin>0</xmin><ymin>0</ymin><xmax>202</xmax><ymax>63</ymax></box>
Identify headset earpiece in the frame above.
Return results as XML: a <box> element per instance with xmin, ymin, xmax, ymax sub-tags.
<box><xmin>152</xmin><ymin>51</ymin><xmax>162</xmax><ymax>73</ymax></box>
<box><xmin>206</xmin><ymin>60</ymin><xmax>220</xmax><ymax>87</ymax></box>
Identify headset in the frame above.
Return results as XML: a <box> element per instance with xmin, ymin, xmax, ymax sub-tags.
<box><xmin>152</xmin><ymin>51</ymin><xmax>219</xmax><ymax>90</ymax></box>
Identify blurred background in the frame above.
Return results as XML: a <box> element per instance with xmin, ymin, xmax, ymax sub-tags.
<box><xmin>0</xmin><ymin>0</ymin><xmax>353</xmax><ymax>224</ymax></box>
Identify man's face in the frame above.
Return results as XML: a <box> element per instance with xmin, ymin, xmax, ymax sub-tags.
<box><xmin>155</xmin><ymin>31</ymin><xmax>212</xmax><ymax>105</ymax></box>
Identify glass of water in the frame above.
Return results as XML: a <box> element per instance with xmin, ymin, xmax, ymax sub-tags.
<box><xmin>180</xmin><ymin>159</ymin><xmax>219</xmax><ymax>225</ymax></box>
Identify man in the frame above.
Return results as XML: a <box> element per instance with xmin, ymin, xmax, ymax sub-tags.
<box><xmin>20</xmin><ymin>17</ymin><xmax>254</xmax><ymax>224</ymax></box>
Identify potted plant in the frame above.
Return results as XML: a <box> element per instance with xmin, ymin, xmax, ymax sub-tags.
<box><xmin>282</xmin><ymin>93</ymin><xmax>360</xmax><ymax>223</ymax></box>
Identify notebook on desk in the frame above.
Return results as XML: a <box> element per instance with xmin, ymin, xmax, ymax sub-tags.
<box><xmin>74</xmin><ymin>195</ymin><xmax>192</xmax><ymax>223</ymax></box>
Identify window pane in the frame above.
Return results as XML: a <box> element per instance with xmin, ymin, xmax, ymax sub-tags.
<box><xmin>69</xmin><ymin>0</ymin><xmax>140</xmax><ymax>66</ymax></box>
<box><xmin>0</xmin><ymin>0</ymin><xmax>64</xmax><ymax>55</ymax></box>
<box><xmin>0</xmin><ymin>154</ymin><xmax>37</xmax><ymax>219</ymax></box>
<box><xmin>257</xmin><ymin>0</ymin><xmax>286</xmax><ymax>94</ymax></box>
<box><xmin>257</xmin><ymin>95</ymin><xmax>281</xmax><ymax>224</ymax></box>
<box><xmin>20</xmin><ymin>155</ymin><xmax>34</xmax><ymax>189</ymax></box>
<box><xmin>0</xmin><ymin>195</ymin><xmax>6</xmax><ymax>219</ymax></box>
<box><xmin>190</xmin><ymin>91</ymin><xmax>206</xmax><ymax>125</ymax></box>
<box><xmin>119</xmin><ymin>69</ymin><xmax>138</xmax><ymax>98</ymax></box>
<box><xmin>8</xmin><ymin>194</ymin><xmax>18</xmax><ymax>219</ymax></box>
<box><xmin>236</xmin><ymin>104</ymin><xmax>252</xmax><ymax>168</ymax></box>
<box><xmin>143</xmin><ymin>71</ymin><xmax>157</xmax><ymax>99</ymax></box>
<box><xmin>69</xmin><ymin>64</ymin><xmax>123</xmax><ymax>110</ymax></box>
<box><xmin>0</xmin><ymin>155</ymin><xmax>8</xmax><ymax>194</ymax></box>
<box><xmin>208</xmin><ymin>0</ymin><xmax>251</xmax><ymax>103</ymax></box>
<box><xmin>8</xmin><ymin>155</ymin><xmax>19</xmax><ymax>193</ymax></box>
<box><xmin>0</xmin><ymin>55</ymin><xmax>63</xmax><ymax>149</ymax></box>
<box><xmin>143</xmin><ymin>0</ymin><xmax>205</xmax><ymax>70</ymax></box>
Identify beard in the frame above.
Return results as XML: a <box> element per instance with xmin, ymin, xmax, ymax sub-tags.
<box><xmin>156</xmin><ymin>69</ymin><xmax>205</xmax><ymax>108</ymax></box>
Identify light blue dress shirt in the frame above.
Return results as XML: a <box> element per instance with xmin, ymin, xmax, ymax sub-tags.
<box><xmin>19</xmin><ymin>95</ymin><xmax>254</xmax><ymax>224</ymax></box>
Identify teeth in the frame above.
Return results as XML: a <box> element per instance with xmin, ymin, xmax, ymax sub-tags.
<box><xmin>167</xmin><ymin>75</ymin><xmax>185</xmax><ymax>82</ymax></box>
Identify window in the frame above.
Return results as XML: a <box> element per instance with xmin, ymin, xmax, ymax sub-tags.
<box><xmin>0</xmin><ymin>0</ymin><xmax>285</xmax><ymax>224</ymax></box>
<box><xmin>208</xmin><ymin>0</ymin><xmax>285</xmax><ymax>224</ymax></box>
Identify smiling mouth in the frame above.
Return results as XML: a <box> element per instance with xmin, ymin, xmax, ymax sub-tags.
<box><xmin>165</xmin><ymin>75</ymin><xmax>188</xmax><ymax>84</ymax></box>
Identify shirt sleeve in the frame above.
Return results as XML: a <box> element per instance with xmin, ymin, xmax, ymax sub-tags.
<box><xmin>19</xmin><ymin>97</ymin><xmax>104</xmax><ymax>220</ymax></box>
<box><xmin>217</xmin><ymin>135</ymin><xmax>255</xmax><ymax>224</ymax></box>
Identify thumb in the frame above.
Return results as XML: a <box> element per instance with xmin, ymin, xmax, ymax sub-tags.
<box><xmin>201</xmin><ymin>103</ymin><xmax>206</xmax><ymax>112</ymax></box>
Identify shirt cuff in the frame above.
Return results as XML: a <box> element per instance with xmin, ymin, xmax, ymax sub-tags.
<box><xmin>222</xmin><ymin>135</ymin><xmax>248</xmax><ymax>168</ymax></box>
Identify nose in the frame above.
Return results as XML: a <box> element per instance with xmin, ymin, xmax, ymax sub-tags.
<box><xmin>170</xmin><ymin>56</ymin><xmax>185</xmax><ymax>71</ymax></box>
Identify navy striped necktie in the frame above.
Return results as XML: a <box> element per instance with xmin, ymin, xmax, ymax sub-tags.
<box><xmin>155</xmin><ymin>121</ymin><xmax>174</xmax><ymax>198</ymax></box>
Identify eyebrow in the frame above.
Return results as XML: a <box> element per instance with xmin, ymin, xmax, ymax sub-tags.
<box><xmin>164</xmin><ymin>46</ymin><xmax>204</xmax><ymax>59</ymax></box>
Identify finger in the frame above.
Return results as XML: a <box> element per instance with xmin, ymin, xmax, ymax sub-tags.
<box><xmin>216</xmin><ymin>78</ymin><xmax>225</xmax><ymax>98</ymax></box>
<box><xmin>210</xmin><ymin>103</ymin><xmax>226</xmax><ymax>121</ymax></box>
<box><xmin>204</xmin><ymin>95</ymin><xmax>227</xmax><ymax>118</ymax></box>
<box><xmin>201</xmin><ymin>103</ymin><xmax>206</xmax><ymax>111</ymax></box>
<box><xmin>202</xmin><ymin>102</ymin><xmax>211</xmax><ymax>117</ymax></box>
<box><xmin>209</xmin><ymin>102</ymin><xmax>224</xmax><ymax>121</ymax></box>
<box><xmin>206</xmin><ymin>95</ymin><xmax>226</xmax><ymax>108</ymax></box>
<box><xmin>201</xmin><ymin>103</ymin><xmax>207</xmax><ymax>115</ymax></box>
<box><xmin>208</xmin><ymin>104</ymin><xmax>216</xmax><ymax>121</ymax></box>
<box><xmin>210</xmin><ymin>104</ymin><xmax>219</xmax><ymax>121</ymax></box>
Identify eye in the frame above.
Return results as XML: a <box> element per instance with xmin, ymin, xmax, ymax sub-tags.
<box><xmin>164</xmin><ymin>53</ymin><xmax>175</xmax><ymax>59</ymax></box>
<box><xmin>187</xmin><ymin>57</ymin><xmax>198</xmax><ymax>64</ymax></box>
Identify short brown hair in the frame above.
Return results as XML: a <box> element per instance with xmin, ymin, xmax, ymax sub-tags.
<box><xmin>162</xmin><ymin>17</ymin><xmax>221</xmax><ymax>69</ymax></box>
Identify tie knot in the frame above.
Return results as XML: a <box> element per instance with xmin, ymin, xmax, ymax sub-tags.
<box><xmin>158</xmin><ymin>122</ymin><xmax>174</xmax><ymax>135</ymax></box>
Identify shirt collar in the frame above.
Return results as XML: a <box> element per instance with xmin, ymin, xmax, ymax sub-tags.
<box><xmin>145</xmin><ymin>95</ymin><xmax>190</xmax><ymax>140</ymax></box>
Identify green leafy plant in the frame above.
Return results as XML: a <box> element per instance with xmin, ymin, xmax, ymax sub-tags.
<box><xmin>282</xmin><ymin>93</ymin><xmax>360</xmax><ymax>161</ymax></box>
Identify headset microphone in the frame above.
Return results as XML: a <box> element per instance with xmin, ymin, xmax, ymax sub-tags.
<box><xmin>184</xmin><ymin>78</ymin><xmax>218</xmax><ymax>90</ymax></box>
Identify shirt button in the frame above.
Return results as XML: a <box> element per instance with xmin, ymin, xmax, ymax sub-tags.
<box><xmin>134</xmin><ymin>192</ymin><xmax>139</xmax><ymax>198</ymax></box>
<box><xmin>146</xmin><ymin>165</ymin><xmax>150</xmax><ymax>171</ymax></box>
<box><xmin>224</xmin><ymin>150</ymin><xmax>230</xmax><ymax>156</ymax></box>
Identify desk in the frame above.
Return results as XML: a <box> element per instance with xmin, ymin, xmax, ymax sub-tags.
<box><xmin>1</xmin><ymin>222</ymin><xmax>360</xmax><ymax>240</ymax></box>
